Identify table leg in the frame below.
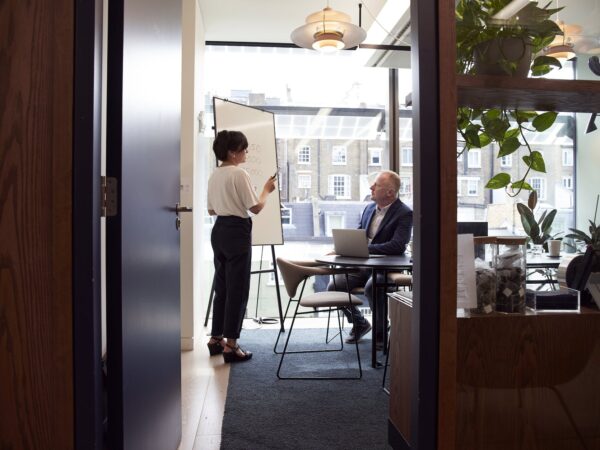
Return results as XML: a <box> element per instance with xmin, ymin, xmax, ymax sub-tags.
<box><xmin>371</xmin><ymin>268</ymin><xmax>378</xmax><ymax>368</ymax></box>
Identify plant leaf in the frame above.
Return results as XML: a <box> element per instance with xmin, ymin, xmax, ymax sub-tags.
<box><xmin>517</xmin><ymin>203</ymin><xmax>539</xmax><ymax>239</ymax></box>
<box><xmin>485</xmin><ymin>173</ymin><xmax>511</xmax><ymax>189</ymax></box>
<box><xmin>538</xmin><ymin>209</ymin><xmax>548</xmax><ymax>225</ymax></box>
<box><xmin>541</xmin><ymin>209</ymin><xmax>557</xmax><ymax>234</ymax></box>
<box><xmin>511</xmin><ymin>180</ymin><xmax>533</xmax><ymax>191</ymax></box>
<box><xmin>498</xmin><ymin>137</ymin><xmax>521</xmax><ymax>157</ymax></box>
<box><xmin>528</xmin><ymin>190</ymin><xmax>538</xmax><ymax>209</ymax></box>
<box><xmin>532</xmin><ymin>111</ymin><xmax>558</xmax><ymax>132</ymax></box>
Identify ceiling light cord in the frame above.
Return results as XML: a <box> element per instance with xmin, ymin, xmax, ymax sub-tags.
<box><xmin>360</xmin><ymin>1</ymin><xmax>410</xmax><ymax>46</ymax></box>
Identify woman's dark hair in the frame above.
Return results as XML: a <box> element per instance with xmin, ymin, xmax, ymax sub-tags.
<box><xmin>213</xmin><ymin>130</ymin><xmax>248</xmax><ymax>161</ymax></box>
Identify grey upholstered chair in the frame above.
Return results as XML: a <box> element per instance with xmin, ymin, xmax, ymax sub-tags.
<box><xmin>275</xmin><ymin>257</ymin><xmax>364</xmax><ymax>380</ymax></box>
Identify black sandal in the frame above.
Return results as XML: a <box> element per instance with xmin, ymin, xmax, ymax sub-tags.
<box><xmin>223</xmin><ymin>343</ymin><xmax>252</xmax><ymax>363</ymax></box>
<box><xmin>207</xmin><ymin>336</ymin><xmax>225</xmax><ymax>356</ymax></box>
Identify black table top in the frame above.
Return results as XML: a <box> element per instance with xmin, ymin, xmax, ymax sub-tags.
<box><xmin>315</xmin><ymin>254</ymin><xmax>413</xmax><ymax>269</ymax></box>
<box><xmin>316</xmin><ymin>253</ymin><xmax>562</xmax><ymax>270</ymax></box>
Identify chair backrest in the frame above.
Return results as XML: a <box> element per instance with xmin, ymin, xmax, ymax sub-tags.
<box><xmin>276</xmin><ymin>258</ymin><xmax>308</xmax><ymax>298</ymax></box>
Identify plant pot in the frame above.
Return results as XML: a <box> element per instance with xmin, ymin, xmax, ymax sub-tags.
<box><xmin>473</xmin><ymin>37</ymin><xmax>532</xmax><ymax>77</ymax></box>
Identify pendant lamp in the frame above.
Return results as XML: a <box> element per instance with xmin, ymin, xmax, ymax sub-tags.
<box><xmin>290</xmin><ymin>5</ymin><xmax>366</xmax><ymax>53</ymax></box>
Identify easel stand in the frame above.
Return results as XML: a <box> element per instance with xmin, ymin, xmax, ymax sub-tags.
<box><xmin>204</xmin><ymin>244</ymin><xmax>284</xmax><ymax>333</ymax></box>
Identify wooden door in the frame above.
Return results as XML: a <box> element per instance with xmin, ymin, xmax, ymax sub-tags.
<box><xmin>105</xmin><ymin>0</ymin><xmax>183</xmax><ymax>448</ymax></box>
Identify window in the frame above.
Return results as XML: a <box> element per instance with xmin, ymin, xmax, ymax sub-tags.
<box><xmin>267</xmin><ymin>262</ymin><xmax>282</xmax><ymax>286</ymax></box>
<box><xmin>325</xmin><ymin>212</ymin><xmax>345</xmax><ymax>237</ymax></box>
<box><xmin>457</xmin><ymin>179</ymin><xmax>463</xmax><ymax>196</ymax></box>
<box><xmin>369</xmin><ymin>147</ymin><xmax>382</xmax><ymax>166</ymax></box>
<box><xmin>281</xmin><ymin>206</ymin><xmax>292</xmax><ymax>225</ymax></box>
<box><xmin>297</xmin><ymin>174</ymin><xmax>311</xmax><ymax>189</ymax></box>
<box><xmin>467</xmin><ymin>179</ymin><xmax>479</xmax><ymax>196</ymax></box>
<box><xmin>298</xmin><ymin>146</ymin><xmax>311</xmax><ymax>164</ymax></box>
<box><xmin>562</xmin><ymin>147</ymin><xmax>573</xmax><ymax>166</ymax></box>
<box><xmin>529</xmin><ymin>177</ymin><xmax>547</xmax><ymax>201</ymax></box>
<box><xmin>562</xmin><ymin>176</ymin><xmax>573</xmax><ymax>190</ymax></box>
<box><xmin>500</xmin><ymin>155</ymin><xmax>512</xmax><ymax>167</ymax></box>
<box><xmin>332</xmin><ymin>146</ymin><xmax>347</xmax><ymax>165</ymax></box>
<box><xmin>399</xmin><ymin>176</ymin><xmax>412</xmax><ymax>195</ymax></box>
<box><xmin>401</xmin><ymin>147</ymin><xmax>413</xmax><ymax>167</ymax></box>
<box><xmin>328</xmin><ymin>175</ymin><xmax>351</xmax><ymax>199</ymax></box>
<box><xmin>468</xmin><ymin>149</ymin><xmax>481</xmax><ymax>168</ymax></box>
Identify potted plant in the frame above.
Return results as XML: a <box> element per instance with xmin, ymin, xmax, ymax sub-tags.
<box><xmin>456</xmin><ymin>0</ymin><xmax>565</xmax><ymax>196</ymax></box>
<box><xmin>517</xmin><ymin>190</ymin><xmax>558</xmax><ymax>250</ymax></box>
<box><xmin>565</xmin><ymin>194</ymin><xmax>600</xmax><ymax>253</ymax></box>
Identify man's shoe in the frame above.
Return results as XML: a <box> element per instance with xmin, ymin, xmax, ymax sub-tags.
<box><xmin>345</xmin><ymin>323</ymin><xmax>372</xmax><ymax>344</ymax></box>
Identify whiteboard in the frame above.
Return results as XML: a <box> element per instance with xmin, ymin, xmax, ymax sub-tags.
<box><xmin>213</xmin><ymin>97</ymin><xmax>284</xmax><ymax>246</ymax></box>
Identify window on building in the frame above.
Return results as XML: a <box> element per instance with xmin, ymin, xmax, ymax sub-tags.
<box><xmin>325</xmin><ymin>212</ymin><xmax>346</xmax><ymax>237</ymax></box>
<box><xmin>332</xmin><ymin>146</ymin><xmax>347</xmax><ymax>165</ymax></box>
<box><xmin>401</xmin><ymin>147</ymin><xmax>413</xmax><ymax>167</ymax></box>
<box><xmin>562</xmin><ymin>176</ymin><xmax>573</xmax><ymax>190</ymax></box>
<box><xmin>369</xmin><ymin>147</ymin><xmax>382</xmax><ymax>166</ymax></box>
<box><xmin>457</xmin><ymin>179</ymin><xmax>463</xmax><ymax>196</ymax></box>
<box><xmin>281</xmin><ymin>206</ymin><xmax>292</xmax><ymax>225</ymax></box>
<box><xmin>399</xmin><ymin>176</ymin><xmax>412</xmax><ymax>195</ymax></box>
<box><xmin>298</xmin><ymin>146</ymin><xmax>311</xmax><ymax>164</ymax></box>
<box><xmin>500</xmin><ymin>155</ymin><xmax>512</xmax><ymax>167</ymax></box>
<box><xmin>467</xmin><ymin>149</ymin><xmax>481</xmax><ymax>168</ymax></box>
<box><xmin>467</xmin><ymin>179</ymin><xmax>479</xmax><ymax>196</ymax></box>
<box><xmin>328</xmin><ymin>175</ymin><xmax>351</xmax><ymax>199</ymax></box>
<box><xmin>529</xmin><ymin>177</ymin><xmax>547</xmax><ymax>201</ymax></box>
<box><xmin>562</xmin><ymin>147</ymin><xmax>573</xmax><ymax>166</ymax></box>
<box><xmin>297</xmin><ymin>174</ymin><xmax>311</xmax><ymax>189</ymax></box>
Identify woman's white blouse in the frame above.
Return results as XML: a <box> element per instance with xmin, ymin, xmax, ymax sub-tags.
<box><xmin>207</xmin><ymin>165</ymin><xmax>259</xmax><ymax>218</ymax></box>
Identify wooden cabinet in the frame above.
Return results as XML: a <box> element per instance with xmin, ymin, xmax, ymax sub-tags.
<box><xmin>390</xmin><ymin>293</ymin><xmax>600</xmax><ymax>449</ymax></box>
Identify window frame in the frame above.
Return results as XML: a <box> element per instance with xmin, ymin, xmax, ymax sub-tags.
<box><xmin>298</xmin><ymin>145</ymin><xmax>311</xmax><ymax>164</ymax></box>
<box><xmin>529</xmin><ymin>177</ymin><xmax>547</xmax><ymax>201</ymax></box>
<box><xmin>467</xmin><ymin>149</ymin><xmax>481</xmax><ymax>168</ymax></box>
<box><xmin>331</xmin><ymin>145</ymin><xmax>347</xmax><ymax>165</ymax></box>
<box><xmin>328</xmin><ymin>174</ymin><xmax>351</xmax><ymax>199</ymax></box>
<box><xmin>401</xmin><ymin>147</ymin><xmax>413</xmax><ymax>167</ymax></box>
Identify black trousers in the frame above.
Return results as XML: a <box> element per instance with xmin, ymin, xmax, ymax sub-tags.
<box><xmin>210</xmin><ymin>216</ymin><xmax>252</xmax><ymax>339</ymax></box>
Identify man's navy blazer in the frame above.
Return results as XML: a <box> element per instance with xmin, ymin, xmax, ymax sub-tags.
<box><xmin>358</xmin><ymin>198</ymin><xmax>413</xmax><ymax>255</ymax></box>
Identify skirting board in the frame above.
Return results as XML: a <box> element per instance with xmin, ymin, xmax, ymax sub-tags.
<box><xmin>181</xmin><ymin>337</ymin><xmax>194</xmax><ymax>351</ymax></box>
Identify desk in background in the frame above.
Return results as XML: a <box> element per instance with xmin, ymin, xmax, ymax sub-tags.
<box><xmin>315</xmin><ymin>254</ymin><xmax>412</xmax><ymax>368</ymax></box>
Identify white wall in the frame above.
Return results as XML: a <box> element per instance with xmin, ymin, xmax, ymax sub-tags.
<box><xmin>576</xmin><ymin>57</ymin><xmax>600</xmax><ymax>229</ymax></box>
<box><xmin>180</xmin><ymin>0</ymin><xmax>206</xmax><ymax>350</ymax></box>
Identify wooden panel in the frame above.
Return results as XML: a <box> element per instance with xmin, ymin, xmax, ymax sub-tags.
<box><xmin>456</xmin><ymin>310</ymin><xmax>600</xmax><ymax>450</ymax></box>
<box><xmin>437</xmin><ymin>0</ymin><xmax>458</xmax><ymax>448</ymax></box>
<box><xmin>0</xmin><ymin>0</ymin><xmax>74</xmax><ymax>449</ymax></box>
<box><xmin>458</xmin><ymin>75</ymin><xmax>600</xmax><ymax>113</ymax></box>
<box><xmin>389</xmin><ymin>295</ymin><xmax>414</xmax><ymax>444</ymax></box>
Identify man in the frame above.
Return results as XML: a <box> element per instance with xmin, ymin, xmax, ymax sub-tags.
<box><xmin>327</xmin><ymin>170</ymin><xmax>413</xmax><ymax>345</ymax></box>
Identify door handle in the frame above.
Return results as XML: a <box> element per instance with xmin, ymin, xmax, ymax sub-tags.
<box><xmin>175</xmin><ymin>203</ymin><xmax>192</xmax><ymax>230</ymax></box>
<box><xmin>175</xmin><ymin>203</ymin><xmax>193</xmax><ymax>214</ymax></box>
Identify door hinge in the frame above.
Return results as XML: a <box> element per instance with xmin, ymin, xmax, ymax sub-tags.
<box><xmin>101</xmin><ymin>176</ymin><xmax>118</xmax><ymax>217</ymax></box>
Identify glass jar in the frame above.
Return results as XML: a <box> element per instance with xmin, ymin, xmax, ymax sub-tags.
<box><xmin>495</xmin><ymin>237</ymin><xmax>527</xmax><ymax>313</ymax></box>
<box><xmin>472</xmin><ymin>236</ymin><xmax>497</xmax><ymax>314</ymax></box>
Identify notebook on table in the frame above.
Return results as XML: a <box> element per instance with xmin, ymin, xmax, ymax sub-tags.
<box><xmin>331</xmin><ymin>229</ymin><xmax>385</xmax><ymax>258</ymax></box>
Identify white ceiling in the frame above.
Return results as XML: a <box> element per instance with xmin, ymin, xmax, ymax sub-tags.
<box><xmin>197</xmin><ymin>0</ymin><xmax>388</xmax><ymax>44</ymax></box>
<box><xmin>196</xmin><ymin>0</ymin><xmax>600</xmax><ymax>56</ymax></box>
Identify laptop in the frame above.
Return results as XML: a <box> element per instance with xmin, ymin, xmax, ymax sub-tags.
<box><xmin>332</xmin><ymin>229</ymin><xmax>384</xmax><ymax>258</ymax></box>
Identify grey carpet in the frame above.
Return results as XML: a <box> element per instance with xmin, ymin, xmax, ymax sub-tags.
<box><xmin>221</xmin><ymin>328</ymin><xmax>391</xmax><ymax>450</ymax></box>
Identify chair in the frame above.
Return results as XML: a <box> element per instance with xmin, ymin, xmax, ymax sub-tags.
<box><xmin>275</xmin><ymin>257</ymin><xmax>364</xmax><ymax>380</ymax></box>
<box><xmin>273</xmin><ymin>259</ymin><xmax>347</xmax><ymax>353</ymax></box>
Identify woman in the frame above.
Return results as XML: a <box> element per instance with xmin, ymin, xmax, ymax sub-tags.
<box><xmin>206</xmin><ymin>130</ymin><xmax>276</xmax><ymax>363</ymax></box>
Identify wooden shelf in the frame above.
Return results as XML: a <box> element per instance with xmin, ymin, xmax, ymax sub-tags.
<box><xmin>458</xmin><ymin>75</ymin><xmax>600</xmax><ymax>113</ymax></box>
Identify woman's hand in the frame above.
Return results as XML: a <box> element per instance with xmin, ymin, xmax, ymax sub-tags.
<box><xmin>263</xmin><ymin>175</ymin><xmax>276</xmax><ymax>193</ymax></box>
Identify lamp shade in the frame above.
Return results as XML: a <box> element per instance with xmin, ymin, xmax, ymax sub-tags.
<box><xmin>543</xmin><ymin>43</ymin><xmax>576</xmax><ymax>60</ymax></box>
<box><xmin>291</xmin><ymin>6</ymin><xmax>366</xmax><ymax>52</ymax></box>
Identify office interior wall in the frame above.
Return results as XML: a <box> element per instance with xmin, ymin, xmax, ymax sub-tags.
<box><xmin>576</xmin><ymin>58</ymin><xmax>600</xmax><ymax>229</ymax></box>
<box><xmin>180</xmin><ymin>0</ymin><xmax>206</xmax><ymax>349</ymax></box>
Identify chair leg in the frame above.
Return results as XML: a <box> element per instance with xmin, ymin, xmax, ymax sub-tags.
<box><xmin>382</xmin><ymin>335</ymin><xmax>391</xmax><ymax>395</ymax></box>
<box><xmin>273</xmin><ymin>297</ymin><xmax>295</xmax><ymax>354</ymax></box>
<box><xmin>277</xmin><ymin>306</ymin><xmax>360</xmax><ymax>380</ymax></box>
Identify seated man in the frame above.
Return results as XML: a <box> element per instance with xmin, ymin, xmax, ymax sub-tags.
<box><xmin>327</xmin><ymin>170</ymin><xmax>413</xmax><ymax>344</ymax></box>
